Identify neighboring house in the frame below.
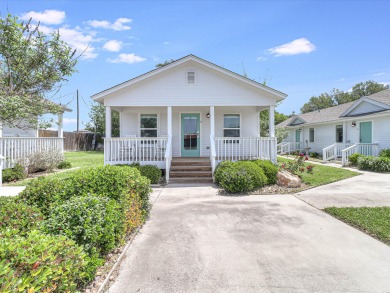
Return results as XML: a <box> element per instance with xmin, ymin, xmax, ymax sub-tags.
<box><xmin>91</xmin><ymin>54</ymin><xmax>287</xmax><ymax>182</ymax></box>
<box><xmin>0</xmin><ymin>105</ymin><xmax>72</xmax><ymax>170</ymax></box>
<box><xmin>277</xmin><ymin>89</ymin><xmax>390</xmax><ymax>165</ymax></box>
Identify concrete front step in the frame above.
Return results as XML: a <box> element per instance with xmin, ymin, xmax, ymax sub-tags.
<box><xmin>169</xmin><ymin>177</ymin><xmax>214</xmax><ymax>184</ymax></box>
<box><xmin>171</xmin><ymin>161</ymin><xmax>211</xmax><ymax>167</ymax></box>
<box><xmin>170</xmin><ymin>165</ymin><xmax>212</xmax><ymax>171</ymax></box>
<box><xmin>170</xmin><ymin>171</ymin><xmax>212</xmax><ymax>178</ymax></box>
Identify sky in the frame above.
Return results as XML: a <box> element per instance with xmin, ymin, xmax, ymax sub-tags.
<box><xmin>2</xmin><ymin>0</ymin><xmax>390</xmax><ymax>131</ymax></box>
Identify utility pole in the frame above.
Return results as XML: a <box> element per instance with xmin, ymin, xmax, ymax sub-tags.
<box><xmin>76</xmin><ymin>89</ymin><xmax>79</xmax><ymax>132</ymax></box>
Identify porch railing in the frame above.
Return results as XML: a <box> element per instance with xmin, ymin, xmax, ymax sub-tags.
<box><xmin>104</xmin><ymin>137</ymin><xmax>168</xmax><ymax>169</ymax></box>
<box><xmin>341</xmin><ymin>143</ymin><xmax>380</xmax><ymax>166</ymax></box>
<box><xmin>0</xmin><ymin>137</ymin><xmax>64</xmax><ymax>169</ymax></box>
<box><xmin>277</xmin><ymin>142</ymin><xmax>301</xmax><ymax>154</ymax></box>
<box><xmin>322</xmin><ymin>143</ymin><xmax>354</xmax><ymax>163</ymax></box>
<box><xmin>214</xmin><ymin>137</ymin><xmax>276</xmax><ymax>162</ymax></box>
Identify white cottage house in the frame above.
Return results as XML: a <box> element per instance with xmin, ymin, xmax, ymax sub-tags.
<box><xmin>277</xmin><ymin>89</ymin><xmax>390</xmax><ymax>166</ymax></box>
<box><xmin>91</xmin><ymin>55</ymin><xmax>287</xmax><ymax>183</ymax></box>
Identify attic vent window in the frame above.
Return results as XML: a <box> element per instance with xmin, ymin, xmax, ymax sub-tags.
<box><xmin>187</xmin><ymin>71</ymin><xmax>195</xmax><ymax>84</ymax></box>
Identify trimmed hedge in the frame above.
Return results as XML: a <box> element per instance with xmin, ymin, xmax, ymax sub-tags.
<box><xmin>0</xmin><ymin>197</ymin><xmax>44</xmax><ymax>237</ymax></box>
<box><xmin>252</xmin><ymin>160</ymin><xmax>278</xmax><ymax>184</ymax></box>
<box><xmin>357</xmin><ymin>156</ymin><xmax>390</xmax><ymax>173</ymax></box>
<box><xmin>0</xmin><ymin>230</ymin><xmax>88</xmax><ymax>292</ymax></box>
<box><xmin>43</xmin><ymin>196</ymin><xmax>125</xmax><ymax>257</ymax></box>
<box><xmin>20</xmin><ymin>165</ymin><xmax>152</xmax><ymax>223</ymax></box>
<box><xmin>214</xmin><ymin>160</ymin><xmax>267</xmax><ymax>193</ymax></box>
<box><xmin>139</xmin><ymin>165</ymin><xmax>162</xmax><ymax>184</ymax></box>
<box><xmin>1</xmin><ymin>164</ymin><xmax>25</xmax><ymax>183</ymax></box>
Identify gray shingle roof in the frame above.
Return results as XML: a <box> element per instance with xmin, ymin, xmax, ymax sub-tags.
<box><xmin>277</xmin><ymin>89</ymin><xmax>390</xmax><ymax>128</ymax></box>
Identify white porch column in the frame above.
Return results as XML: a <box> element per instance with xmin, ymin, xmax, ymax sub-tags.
<box><xmin>210</xmin><ymin>106</ymin><xmax>215</xmax><ymax>138</ymax></box>
<box><xmin>343</xmin><ymin>121</ymin><xmax>347</xmax><ymax>144</ymax></box>
<box><xmin>105</xmin><ymin>106</ymin><xmax>112</xmax><ymax>138</ymax></box>
<box><xmin>269</xmin><ymin>105</ymin><xmax>275</xmax><ymax>137</ymax></box>
<box><xmin>167</xmin><ymin>106</ymin><xmax>172</xmax><ymax>137</ymax></box>
<box><xmin>58</xmin><ymin>113</ymin><xmax>63</xmax><ymax>138</ymax></box>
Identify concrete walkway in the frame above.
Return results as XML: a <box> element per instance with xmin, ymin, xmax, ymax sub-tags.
<box><xmin>295</xmin><ymin>171</ymin><xmax>390</xmax><ymax>208</ymax></box>
<box><xmin>0</xmin><ymin>186</ymin><xmax>26</xmax><ymax>197</ymax></box>
<box><xmin>108</xmin><ymin>185</ymin><xmax>390</xmax><ymax>293</ymax></box>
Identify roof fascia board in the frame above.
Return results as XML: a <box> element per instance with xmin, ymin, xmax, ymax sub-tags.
<box><xmin>285</xmin><ymin>110</ymin><xmax>390</xmax><ymax>128</ymax></box>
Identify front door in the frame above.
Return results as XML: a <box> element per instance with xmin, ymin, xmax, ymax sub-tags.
<box><xmin>360</xmin><ymin>121</ymin><xmax>372</xmax><ymax>143</ymax></box>
<box><xmin>360</xmin><ymin>121</ymin><xmax>372</xmax><ymax>156</ymax></box>
<box><xmin>181</xmin><ymin>113</ymin><xmax>200</xmax><ymax>157</ymax></box>
<box><xmin>295</xmin><ymin>129</ymin><xmax>301</xmax><ymax>144</ymax></box>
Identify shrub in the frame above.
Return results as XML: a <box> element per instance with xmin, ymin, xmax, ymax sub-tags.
<box><xmin>1</xmin><ymin>164</ymin><xmax>26</xmax><ymax>183</ymax></box>
<box><xmin>44</xmin><ymin>196</ymin><xmax>125</xmax><ymax>257</ymax></box>
<box><xmin>0</xmin><ymin>230</ymin><xmax>88</xmax><ymax>292</ymax></box>
<box><xmin>214</xmin><ymin>161</ymin><xmax>235</xmax><ymax>185</ymax></box>
<box><xmin>357</xmin><ymin>156</ymin><xmax>390</xmax><ymax>173</ymax></box>
<box><xmin>252</xmin><ymin>160</ymin><xmax>278</xmax><ymax>185</ymax></box>
<box><xmin>139</xmin><ymin>165</ymin><xmax>162</xmax><ymax>184</ymax></box>
<box><xmin>309</xmin><ymin>152</ymin><xmax>319</xmax><ymax>158</ymax></box>
<box><xmin>20</xmin><ymin>165</ymin><xmax>151</xmax><ymax>229</ymax></box>
<box><xmin>379</xmin><ymin>148</ymin><xmax>390</xmax><ymax>158</ymax></box>
<box><xmin>0</xmin><ymin>197</ymin><xmax>44</xmax><ymax>236</ymax></box>
<box><xmin>19</xmin><ymin>177</ymin><xmax>68</xmax><ymax>216</ymax></box>
<box><xmin>214</xmin><ymin>161</ymin><xmax>266</xmax><ymax>193</ymax></box>
<box><xmin>57</xmin><ymin>161</ymin><xmax>72</xmax><ymax>169</ymax></box>
<box><xmin>24</xmin><ymin>150</ymin><xmax>64</xmax><ymax>173</ymax></box>
<box><xmin>349</xmin><ymin>153</ymin><xmax>364</xmax><ymax>166</ymax></box>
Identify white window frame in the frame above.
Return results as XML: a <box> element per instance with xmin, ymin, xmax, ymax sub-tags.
<box><xmin>335</xmin><ymin>125</ymin><xmax>343</xmax><ymax>143</ymax></box>
<box><xmin>187</xmin><ymin>71</ymin><xmax>195</xmax><ymax>84</ymax></box>
<box><xmin>223</xmin><ymin>114</ymin><xmax>241</xmax><ymax>138</ymax></box>
<box><xmin>140</xmin><ymin>114</ymin><xmax>158</xmax><ymax>137</ymax></box>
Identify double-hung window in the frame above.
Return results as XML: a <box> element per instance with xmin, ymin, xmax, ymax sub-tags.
<box><xmin>223</xmin><ymin>114</ymin><xmax>240</xmax><ymax>138</ymax></box>
<box><xmin>140</xmin><ymin>114</ymin><xmax>157</xmax><ymax>137</ymax></box>
<box><xmin>309</xmin><ymin>128</ymin><xmax>315</xmax><ymax>142</ymax></box>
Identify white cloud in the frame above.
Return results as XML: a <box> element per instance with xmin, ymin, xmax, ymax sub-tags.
<box><xmin>63</xmin><ymin>118</ymin><xmax>77</xmax><ymax>124</ymax></box>
<box><xmin>108</xmin><ymin>53</ymin><xmax>146</xmax><ymax>64</ymax></box>
<box><xmin>163</xmin><ymin>41</ymin><xmax>170</xmax><ymax>45</ymax></box>
<box><xmin>256</xmin><ymin>56</ymin><xmax>267</xmax><ymax>62</ymax></box>
<box><xmin>373</xmin><ymin>72</ymin><xmax>385</xmax><ymax>76</ymax></box>
<box><xmin>379</xmin><ymin>81</ymin><xmax>390</xmax><ymax>86</ymax></box>
<box><xmin>103</xmin><ymin>40</ymin><xmax>122</xmax><ymax>52</ymax></box>
<box><xmin>87</xmin><ymin>18</ymin><xmax>132</xmax><ymax>31</ymax></box>
<box><xmin>21</xmin><ymin>10</ymin><xmax>65</xmax><ymax>25</ymax></box>
<box><xmin>268</xmin><ymin>38</ymin><xmax>316</xmax><ymax>56</ymax></box>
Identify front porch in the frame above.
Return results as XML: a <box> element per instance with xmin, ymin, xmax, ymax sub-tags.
<box><xmin>104</xmin><ymin>105</ymin><xmax>277</xmax><ymax>182</ymax></box>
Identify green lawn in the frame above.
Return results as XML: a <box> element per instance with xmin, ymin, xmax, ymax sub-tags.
<box><xmin>325</xmin><ymin>207</ymin><xmax>390</xmax><ymax>246</ymax></box>
<box><xmin>6</xmin><ymin>151</ymin><xmax>104</xmax><ymax>186</ymax></box>
<box><xmin>277</xmin><ymin>157</ymin><xmax>359</xmax><ymax>188</ymax></box>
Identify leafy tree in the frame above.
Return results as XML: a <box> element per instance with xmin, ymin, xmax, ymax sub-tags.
<box><xmin>300</xmin><ymin>93</ymin><xmax>335</xmax><ymax>114</ymax></box>
<box><xmin>260</xmin><ymin>109</ymin><xmax>289</xmax><ymax>137</ymax></box>
<box><xmin>0</xmin><ymin>14</ymin><xmax>77</xmax><ymax>129</ymax></box>
<box><xmin>350</xmin><ymin>80</ymin><xmax>389</xmax><ymax>99</ymax></box>
<box><xmin>156</xmin><ymin>59</ymin><xmax>175</xmax><ymax>68</ymax></box>
<box><xmin>300</xmin><ymin>81</ymin><xmax>389</xmax><ymax>114</ymax></box>
<box><xmin>85</xmin><ymin>103</ymin><xmax>120</xmax><ymax>137</ymax></box>
<box><xmin>276</xmin><ymin>127</ymin><xmax>289</xmax><ymax>143</ymax></box>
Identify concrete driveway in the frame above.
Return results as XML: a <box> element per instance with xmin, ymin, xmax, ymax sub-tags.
<box><xmin>295</xmin><ymin>171</ymin><xmax>390</xmax><ymax>209</ymax></box>
<box><xmin>108</xmin><ymin>185</ymin><xmax>390</xmax><ymax>293</ymax></box>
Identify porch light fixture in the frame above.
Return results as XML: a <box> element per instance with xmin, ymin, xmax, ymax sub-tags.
<box><xmin>206</xmin><ymin>112</ymin><xmax>210</xmax><ymax>118</ymax></box>
<box><xmin>352</xmin><ymin>121</ymin><xmax>356</xmax><ymax>127</ymax></box>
